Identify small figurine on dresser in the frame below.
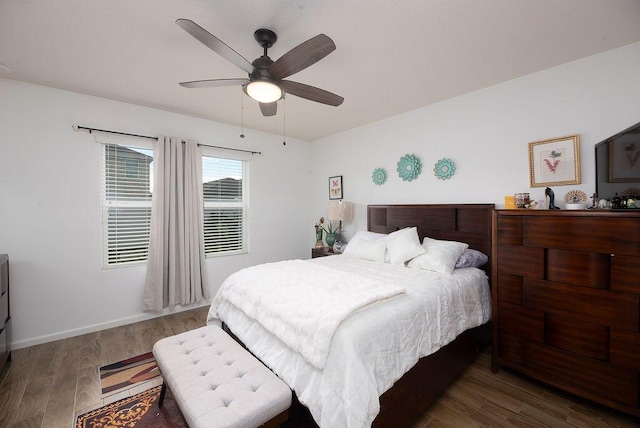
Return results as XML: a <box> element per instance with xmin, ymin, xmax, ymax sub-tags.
<box><xmin>314</xmin><ymin>217</ymin><xmax>325</xmax><ymax>248</ymax></box>
<box><xmin>611</xmin><ymin>193</ymin><xmax>622</xmax><ymax>209</ymax></box>
<box><xmin>545</xmin><ymin>187</ymin><xmax>560</xmax><ymax>209</ymax></box>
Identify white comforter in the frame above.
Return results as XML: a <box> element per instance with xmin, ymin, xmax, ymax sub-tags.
<box><xmin>207</xmin><ymin>256</ymin><xmax>491</xmax><ymax>428</ymax></box>
<box><xmin>208</xmin><ymin>259</ymin><xmax>406</xmax><ymax>369</ymax></box>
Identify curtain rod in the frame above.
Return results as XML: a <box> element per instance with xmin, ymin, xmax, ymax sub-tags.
<box><xmin>72</xmin><ymin>124</ymin><xmax>262</xmax><ymax>155</ymax></box>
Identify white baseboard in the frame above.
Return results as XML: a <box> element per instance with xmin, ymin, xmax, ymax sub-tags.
<box><xmin>11</xmin><ymin>301</ymin><xmax>211</xmax><ymax>350</ymax></box>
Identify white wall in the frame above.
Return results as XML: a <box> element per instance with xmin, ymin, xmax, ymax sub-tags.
<box><xmin>0</xmin><ymin>79</ymin><xmax>313</xmax><ymax>348</ymax></box>
<box><xmin>3</xmin><ymin>41</ymin><xmax>640</xmax><ymax>349</ymax></box>
<box><xmin>310</xmin><ymin>42</ymin><xmax>640</xmax><ymax>236</ymax></box>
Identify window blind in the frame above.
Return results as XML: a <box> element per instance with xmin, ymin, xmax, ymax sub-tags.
<box><xmin>102</xmin><ymin>144</ymin><xmax>153</xmax><ymax>266</ymax></box>
<box><xmin>202</xmin><ymin>156</ymin><xmax>248</xmax><ymax>255</ymax></box>
<box><xmin>102</xmin><ymin>143</ymin><xmax>248</xmax><ymax>267</ymax></box>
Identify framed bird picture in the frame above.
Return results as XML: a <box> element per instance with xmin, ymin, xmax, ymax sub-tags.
<box><xmin>329</xmin><ymin>175</ymin><xmax>343</xmax><ymax>200</ymax></box>
<box><xmin>529</xmin><ymin>135</ymin><xmax>580</xmax><ymax>187</ymax></box>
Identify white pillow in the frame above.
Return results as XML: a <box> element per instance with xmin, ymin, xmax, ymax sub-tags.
<box><xmin>386</xmin><ymin>227</ymin><xmax>425</xmax><ymax>265</ymax></box>
<box><xmin>350</xmin><ymin>239</ymin><xmax>387</xmax><ymax>262</ymax></box>
<box><xmin>343</xmin><ymin>231</ymin><xmax>388</xmax><ymax>257</ymax></box>
<box><xmin>408</xmin><ymin>237</ymin><xmax>469</xmax><ymax>274</ymax></box>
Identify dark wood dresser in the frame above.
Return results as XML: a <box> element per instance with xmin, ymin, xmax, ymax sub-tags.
<box><xmin>492</xmin><ymin>210</ymin><xmax>640</xmax><ymax>418</ymax></box>
<box><xmin>0</xmin><ymin>254</ymin><xmax>10</xmax><ymax>374</ymax></box>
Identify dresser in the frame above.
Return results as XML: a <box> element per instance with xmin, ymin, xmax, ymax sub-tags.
<box><xmin>0</xmin><ymin>254</ymin><xmax>10</xmax><ymax>374</ymax></box>
<box><xmin>492</xmin><ymin>210</ymin><xmax>640</xmax><ymax>418</ymax></box>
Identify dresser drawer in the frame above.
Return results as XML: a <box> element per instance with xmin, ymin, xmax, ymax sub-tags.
<box><xmin>523</xmin><ymin>278</ymin><xmax>639</xmax><ymax>331</ymax></box>
<box><xmin>544</xmin><ymin>313</ymin><xmax>609</xmax><ymax>360</ymax></box>
<box><xmin>546</xmin><ymin>249</ymin><xmax>610</xmax><ymax>289</ymax></box>
<box><xmin>611</xmin><ymin>255</ymin><xmax>640</xmax><ymax>294</ymax></box>
<box><xmin>611</xmin><ymin>329</ymin><xmax>640</xmax><ymax>371</ymax></box>
<box><xmin>0</xmin><ymin>290</ymin><xmax>7</xmax><ymax>331</ymax></box>
<box><xmin>497</xmin><ymin>301</ymin><xmax>543</xmax><ymax>342</ymax></box>
<box><xmin>523</xmin><ymin>216</ymin><xmax>640</xmax><ymax>256</ymax></box>
<box><xmin>524</xmin><ymin>341</ymin><xmax>639</xmax><ymax>407</ymax></box>
<box><xmin>497</xmin><ymin>244</ymin><xmax>543</xmax><ymax>278</ymax></box>
<box><xmin>0</xmin><ymin>255</ymin><xmax>7</xmax><ymax>295</ymax></box>
<box><xmin>0</xmin><ymin>318</ymin><xmax>9</xmax><ymax>369</ymax></box>
<box><xmin>497</xmin><ymin>273</ymin><xmax>523</xmax><ymax>304</ymax></box>
<box><xmin>497</xmin><ymin>332</ymin><xmax>524</xmax><ymax>367</ymax></box>
<box><xmin>497</xmin><ymin>216</ymin><xmax>523</xmax><ymax>245</ymax></box>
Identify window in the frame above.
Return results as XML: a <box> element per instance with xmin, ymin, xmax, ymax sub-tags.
<box><xmin>102</xmin><ymin>143</ymin><xmax>153</xmax><ymax>267</ymax></box>
<box><xmin>102</xmin><ymin>143</ymin><xmax>248</xmax><ymax>267</ymax></box>
<box><xmin>202</xmin><ymin>155</ymin><xmax>248</xmax><ymax>256</ymax></box>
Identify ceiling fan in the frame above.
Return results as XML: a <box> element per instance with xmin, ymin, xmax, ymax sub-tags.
<box><xmin>176</xmin><ymin>19</ymin><xmax>344</xmax><ymax>117</ymax></box>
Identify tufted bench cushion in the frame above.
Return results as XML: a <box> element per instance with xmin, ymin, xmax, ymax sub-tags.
<box><xmin>153</xmin><ymin>325</ymin><xmax>291</xmax><ymax>428</ymax></box>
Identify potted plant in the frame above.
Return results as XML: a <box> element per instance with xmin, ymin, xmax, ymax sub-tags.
<box><xmin>323</xmin><ymin>221</ymin><xmax>341</xmax><ymax>248</ymax></box>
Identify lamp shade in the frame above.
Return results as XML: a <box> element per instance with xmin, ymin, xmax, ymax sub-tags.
<box><xmin>245</xmin><ymin>81</ymin><xmax>283</xmax><ymax>103</ymax></box>
<box><xmin>327</xmin><ymin>201</ymin><xmax>354</xmax><ymax>222</ymax></box>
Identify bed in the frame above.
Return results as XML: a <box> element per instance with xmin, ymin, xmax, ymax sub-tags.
<box><xmin>207</xmin><ymin>204</ymin><xmax>494</xmax><ymax>427</ymax></box>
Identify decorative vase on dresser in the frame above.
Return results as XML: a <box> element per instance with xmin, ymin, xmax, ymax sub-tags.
<box><xmin>492</xmin><ymin>210</ymin><xmax>640</xmax><ymax>418</ymax></box>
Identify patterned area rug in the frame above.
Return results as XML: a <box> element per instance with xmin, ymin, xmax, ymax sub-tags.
<box><xmin>76</xmin><ymin>385</ymin><xmax>188</xmax><ymax>428</ymax></box>
<box><xmin>99</xmin><ymin>352</ymin><xmax>161</xmax><ymax>397</ymax></box>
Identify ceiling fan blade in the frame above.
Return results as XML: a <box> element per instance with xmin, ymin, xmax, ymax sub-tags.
<box><xmin>259</xmin><ymin>102</ymin><xmax>277</xmax><ymax>116</ymax></box>
<box><xmin>176</xmin><ymin>19</ymin><xmax>254</xmax><ymax>74</ymax></box>
<box><xmin>268</xmin><ymin>34</ymin><xmax>336</xmax><ymax>79</ymax></box>
<box><xmin>280</xmin><ymin>80</ymin><xmax>344</xmax><ymax>106</ymax></box>
<box><xmin>179</xmin><ymin>78</ymin><xmax>249</xmax><ymax>88</ymax></box>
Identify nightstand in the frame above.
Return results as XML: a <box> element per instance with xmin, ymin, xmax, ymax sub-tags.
<box><xmin>311</xmin><ymin>247</ymin><xmax>335</xmax><ymax>258</ymax></box>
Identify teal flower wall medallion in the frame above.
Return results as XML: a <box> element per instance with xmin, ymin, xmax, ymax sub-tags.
<box><xmin>372</xmin><ymin>168</ymin><xmax>387</xmax><ymax>185</ymax></box>
<box><xmin>434</xmin><ymin>158</ymin><xmax>455</xmax><ymax>180</ymax></box>
<box><xmin>397</xmin><ymin>154</ymin><xmax>422</xmax><ymax>181</ymax></box>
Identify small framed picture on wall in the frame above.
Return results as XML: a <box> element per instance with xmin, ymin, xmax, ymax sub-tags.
<box><xmin>329</xmin><ymin>175</ymin><xmax>343</xmax><ymax>200</ymax></box>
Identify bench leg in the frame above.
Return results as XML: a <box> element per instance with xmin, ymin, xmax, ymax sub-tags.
<box><xmin>159</xmin><ymin>382</ymin><xmax>167</xmax><ymax>407</ymax></box>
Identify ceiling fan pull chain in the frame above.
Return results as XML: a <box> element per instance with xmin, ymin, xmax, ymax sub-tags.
<box><xmin>283</xmin><ymin>96</ymin><xmax>287</xmax><ymax>146</ymax></box>
<box><xmin>240</xmin><ymin>88</ymin><xmax>245</xmax><ymax>138</ymax></box>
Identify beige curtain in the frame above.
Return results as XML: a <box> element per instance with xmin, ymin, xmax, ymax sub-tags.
<box><xmin>143</xmin><ymin>137</ymin><xmax>209</xmax><ymax>311</ymax></box>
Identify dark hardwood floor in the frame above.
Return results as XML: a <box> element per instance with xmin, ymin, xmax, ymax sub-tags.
<box><xmin>0</xmin><ymin>306</ymin><xmax>209</xmax><ymax>427</ymax></box>
<box><xmin>0</xmin><ymin>307</ymin><xmax>637</xmax><ymax>427</ymax></box>
<box><xmin>413</xmin><ymin>352</ymin><xmax>638</xmax><ymax>428</ymax></box>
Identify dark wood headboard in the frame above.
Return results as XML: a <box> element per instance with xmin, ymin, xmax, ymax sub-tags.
<box><xmin>367</xmin><ymin>204</ymin><xmax>494</xmax><ymax>275</ymax></box>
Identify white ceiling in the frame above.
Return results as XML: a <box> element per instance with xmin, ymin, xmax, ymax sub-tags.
<box><xmin>2</xmin><ymin>0</ymin><xmax>640</xmax><ymax>142</ymax></box>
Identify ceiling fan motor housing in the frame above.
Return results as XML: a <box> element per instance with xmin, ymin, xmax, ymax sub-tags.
<box><xmin>250</xmin><ymin>56</ymin><xmax>276</xmax><ymax>79</ymax></box>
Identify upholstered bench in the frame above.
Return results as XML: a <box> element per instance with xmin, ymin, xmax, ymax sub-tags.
<box><xmin>152</xmin><ymin>325</ymin><xmax>291</xmax><ymax>428</ymax></box>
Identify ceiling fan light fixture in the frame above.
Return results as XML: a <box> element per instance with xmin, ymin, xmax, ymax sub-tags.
<box><xmin>246</xmin><ymin>81</ymin><xmax>282</xmax><ymax>103</ymax></box>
